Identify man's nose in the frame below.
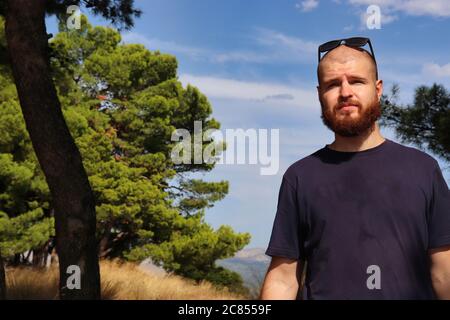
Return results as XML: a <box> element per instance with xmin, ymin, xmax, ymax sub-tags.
<box><xmin>339</xmin><ymin>80</ymin><xmax>353</xmax><ymax>99</ymax></box>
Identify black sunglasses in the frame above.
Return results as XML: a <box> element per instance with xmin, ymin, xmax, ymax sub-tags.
<box><xmin>318</xmin><ymin>37</ymin><xmax>378</xmax><ymax>79</ymax></box>
<box><xmin>318</xmin><ymin>37</ymin><xmax>376</xmax><ymax>62</ymax></box>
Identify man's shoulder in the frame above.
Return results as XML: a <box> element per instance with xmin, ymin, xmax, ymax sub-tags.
<box><xmin>388</xmin><ymin>139</ymin><xmax>439</xmax><ymax>169</ymax></box>
<box><xmin>282</xmin><ymin>148</ymin><xmax>325</xmax><ymax>183</ymax></box>
<box><xmin>282</xmin><ymin>139</ymin><xmax>440</xmax><ymax>184</ymax></box>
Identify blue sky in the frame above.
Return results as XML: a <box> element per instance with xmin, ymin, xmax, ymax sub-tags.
<box><xmin>47</xmin><ymin>0</ymin><xmax>450</xmax><ymax>249</ymax></box>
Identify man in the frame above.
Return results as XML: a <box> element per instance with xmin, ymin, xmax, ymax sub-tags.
<box><xmin>259</xmin><ymin>37</ymin><xmax>450</xmax><ymax>300</ymax></box>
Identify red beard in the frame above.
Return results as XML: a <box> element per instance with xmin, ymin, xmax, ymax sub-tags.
<box><xmin>320</xmin><ymin>97</ymin><xmax>381</xmax><ymax>137</ymax></box>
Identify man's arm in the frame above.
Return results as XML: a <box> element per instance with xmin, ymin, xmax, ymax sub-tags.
<box><xmin>429</xmin><ymin>245</ymin><xmax>450</xmax><ymax>299</ymax></box>
<box><xmin>259</xmin><ymin>256</ymin><xmax>304</xmax><ymax>300</ymax></box>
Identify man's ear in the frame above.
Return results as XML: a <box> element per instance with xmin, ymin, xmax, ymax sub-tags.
<box><xmin>376</xmin><ymin>79</ymin><xmax>383</xmax><ymax>101</ymax></box>
<box><xmin>317</xmin><ymin>85</ymin><xmax>324</xmax><ymax>107</ymax></box>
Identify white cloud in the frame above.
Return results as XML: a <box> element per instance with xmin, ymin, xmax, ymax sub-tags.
<box><xmin>358</xmin><ymin>8</ymin><xmax>398</xmax><ymax>29</ymax></box>
<box><xmin>330</xmin><ymin>0</ymin><xmax>450</xmax><ymax>30</ymax></box>
<box><xmin>402</xmin><ymin>0</ymin><xmax>450</xmax><ymax>17</ymax></box>
<box><xmin>381</xmin><ymin>13</ymin><xmax>399</xmax><ymax>23</ymax></box>
<box><xmin>212</xmin><ymin>51</ymin><xmax>271</xmax><ymax>64</ymax></box>
<box><xmin>296</xmin><ymin>0</ymin><xmax>319</xmax><ymax>12</ymax></box>
<box><xmin>121</xmin><ymin>32</ymin><xmax>206</xmax><ymax>59</ymax></box>
<box><xmin>422</xmin><ymin>63</ymin><xmax>450</xmax><ymax>77</ymax></box>
<box><xmin>343</xmin><ymin>24</ymin><xmax>354</xmax><ymax>32</ymax></box>
<box><xmin>178</xmin><ymin>74</ymin><xmax>318</xmax><ymax>109</ymax></box>
<box><xmin>123</xmin><ymin>31</ymin><xmax>271</xmax><ymax>64</ymax></box>
<box><xmin>123</xmin><ymin>29</ymin><xmax>318</xmax><ymax>65</ymax></box>
<box><xmin>255</xmin><ymin>28</ymin><xmax>318</xmax><ymax>55</ymax></box>
<box><xmin>349</xmin><ymin>0</ymin><xmax>450</xmax><ymax>17</ymax></box>
<box><xmin>263</xmin><ymin>93</ymin><xmax>295</xmax><ymax>102</ymax></box>
<box><xmin>381</xmin><ymin>69</ymin><xmax>423</xmax><ymax>86</ymax></box>
<box><xmin>213</xmin><ymin>28</ymin><xmax>318</xmax><ymax>64</ymax></box>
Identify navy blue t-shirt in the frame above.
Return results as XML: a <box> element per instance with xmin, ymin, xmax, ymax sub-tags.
<box><xmin>265</xmin><ymin>138</ymin><xmax>450</xmax><ymax>299</ymax></box>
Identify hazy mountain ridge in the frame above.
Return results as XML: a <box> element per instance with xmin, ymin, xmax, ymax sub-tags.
<box><xmin>217</xmin><ymin>248</ymin><xmax>270</xmax><ymax>293</ymax></box>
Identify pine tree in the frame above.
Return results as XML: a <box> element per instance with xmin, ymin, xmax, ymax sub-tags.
<box><xmin>0</xmin><ymin>16</ymin><xmax>250</xmax><ymax>295</ymax></box>
<box><xmin>380</xmin><ymin>83</ymin><xmax>450</xmax><ymax>165</ymax></box>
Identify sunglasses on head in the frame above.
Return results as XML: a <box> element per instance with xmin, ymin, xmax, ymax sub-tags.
<box><xmin>318</xmin><ymin>37</ymin><xmax>378</xmax><ymax>78</ymax></box>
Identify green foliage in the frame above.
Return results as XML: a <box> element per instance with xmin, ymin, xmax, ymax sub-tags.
<box><xmin>177</xmin><ymin>179</ymin><xmax>229</xmax><ymax>215</ymax></box>
<box><xmin>0</xmin><ymin>16</ymin><xmax>250</xmax><ymax>292</ymax></box>
<box><xmin>380</xmin><ymin>83</ymin><xmax>450</xmax><ymax>163</ymax></box>
<box><xmin>0</xmin><ymin>47</ymin><xmax>52</xmax><ymax>259</ymax></box>
<box><xmin>0</xmin><ymin>209</ymin><xmax>54</xmax><ymax>257</ymax></box>
<box><xmin>125</xmin><ymin>221</ymin><xmax>251</xmax><ymax>294</ymax></box>
<box><xmin>0</xmin><ymin>0</ymin><xmax>141</xmax><ymax>31</ymax></box>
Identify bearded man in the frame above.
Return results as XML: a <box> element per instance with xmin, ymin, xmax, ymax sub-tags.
<box><xmin>260</xmin><ymin>37</ymin><xmax>450</xmax><ymax>300</ymax></box>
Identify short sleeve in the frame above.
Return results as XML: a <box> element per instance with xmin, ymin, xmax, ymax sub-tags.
<box><xmin>428</xmin><ymin>162</ymin><xmax>450</xmax><ymax>249</ymax></box>
<box><xmin>265</xmin><ymin>176</ymin><xmax>304</xmax><ymax>260</ymax></box>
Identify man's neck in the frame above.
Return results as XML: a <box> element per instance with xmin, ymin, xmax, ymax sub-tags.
<box><xmin>328</xmin><ymin>122</ymin><xmax>385</xmax><ymax>152</ymax></box>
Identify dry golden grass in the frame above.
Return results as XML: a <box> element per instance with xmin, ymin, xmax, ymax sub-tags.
<box><xmin>6</xmin><ymin>265</ymin><xmax>59</xmax><ymax>300</ymax></box>
<box><xmin>5</xmin><ymin>260</ymin><xmax>249</xmax><ymax>300</ymax></box>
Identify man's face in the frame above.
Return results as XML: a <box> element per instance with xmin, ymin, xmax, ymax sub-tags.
<box><xmin>317</xmin><ymin>46</ymin><xmax>383</xmax><ymax>137</ymax></box>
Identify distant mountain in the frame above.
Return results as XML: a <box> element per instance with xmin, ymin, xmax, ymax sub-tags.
<box><xmin>139</xmin><ymin>258</ymin><xmax>167</xmax><ymax>277</ymax></box>
<box><xmin>217</xmin><ymin>247</ymin><xmax>270</xmax><ymax>295</ymax></box>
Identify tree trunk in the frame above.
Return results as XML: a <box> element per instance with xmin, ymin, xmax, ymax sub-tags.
<box><xmin>0</xmin><ymin>249</ymin><xmax>6</xmax><ymax>300</ymax></box>
<box><xmin>12</xmin><ymin>253</ymin><xmax>21</xmax><ymax>266</ymax></box>
<box><xmin>4</xmin><ymin>0</ymin><xmax>100</xmax><ymax>299</ymax></box>
<box><xmin>32</xmin><ymin>246</ymin><xmax>47</xmax><ymax>268</ymax></box>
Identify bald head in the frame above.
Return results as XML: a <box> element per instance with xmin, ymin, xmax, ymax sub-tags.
<box><xmin>317</xmin><ymin>45</ymin><xmax>378</xmax><ymax>86</ymax></box>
